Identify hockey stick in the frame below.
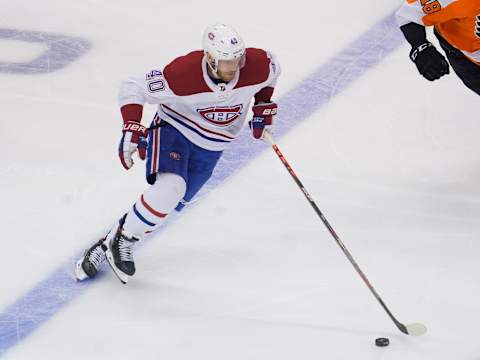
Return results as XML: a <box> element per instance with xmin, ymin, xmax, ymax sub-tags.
<box><xmin>263</xmin><ymin>131</ymin><xmax>427</xmax><ymax>336</ymax></box>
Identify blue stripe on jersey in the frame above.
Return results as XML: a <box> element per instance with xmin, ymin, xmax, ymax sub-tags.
<box><xmin>163</xmin><ymin>112</ymin><xmax>231</xmax><ymax>143</ymax></box>
<box><xmin>132</xmin><ymin>204</ymin><xmax>156</xmax><ymax>227</ymax></box>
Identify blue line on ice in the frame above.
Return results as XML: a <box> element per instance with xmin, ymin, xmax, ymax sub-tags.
<box><xmin>0</xmin><ymin>15</ymin><xmax>403</xmax><ymax>357</ymax></box>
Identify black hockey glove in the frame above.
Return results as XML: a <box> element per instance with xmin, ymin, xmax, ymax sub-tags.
<box><xmin>410</xmin><ymin>42</ymin><xmax>450</xmax><ymax>81</ymax></box>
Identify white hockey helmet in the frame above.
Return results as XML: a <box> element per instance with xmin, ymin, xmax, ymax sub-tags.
<box><xmin>202</xmin><ymin>23</ymin><xmax>246</xmax><ymax>72</ymax></box>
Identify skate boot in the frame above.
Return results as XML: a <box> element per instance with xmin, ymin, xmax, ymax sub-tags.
<box><xmin>105</xmin><ymin>225</ymin><xmax>139</xmax><ymax>284</ymax></box>
<box><xmin>74</xmin><ymin>238</ymin><xmax>107</xmax><ymax>281</ymax></box>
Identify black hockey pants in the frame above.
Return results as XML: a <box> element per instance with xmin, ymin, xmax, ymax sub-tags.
<box><xmin>435</xmin><ymin>29</ymin><xmax>480</xmax><ymax>96</ymax></box>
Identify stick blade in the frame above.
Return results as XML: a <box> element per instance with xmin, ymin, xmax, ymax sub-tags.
<box><xmin>405</xmin><ymin>323</ymin><xmax>427</xmax><ymax>336</ymax></box>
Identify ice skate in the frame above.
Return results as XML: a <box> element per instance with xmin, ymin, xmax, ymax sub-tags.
<box><xmin>74</xmin><ymin>238</ymin><xmax>107</xmax><ymax>281</ymax></box>
<box><xmin>105</xmin><ymin>225</ymin><xmax>139</xmax><ymax>284</ymax></box>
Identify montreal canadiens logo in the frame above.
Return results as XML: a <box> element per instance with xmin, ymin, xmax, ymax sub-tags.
<box><xmin>197</xmin><ymin>105</ymin><xmax>243</xmax><ymax>126</ymax></box>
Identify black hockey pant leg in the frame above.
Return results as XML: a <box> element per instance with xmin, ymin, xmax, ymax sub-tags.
<box><xmin>435</xmin><ymin>30</ymin><xmax>480</xmax><ymax>96</ymax></box>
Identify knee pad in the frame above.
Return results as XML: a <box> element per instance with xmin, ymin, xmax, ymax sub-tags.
<box><xmin>144</xmin><ymin>172</ymin><xmax>186</xmax><ymax>213</ymax></box>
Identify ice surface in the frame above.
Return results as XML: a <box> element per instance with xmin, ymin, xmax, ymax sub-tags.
<box><xmin>0</xmin><ymin>0</ymin><xmax>479</xmax><ymax>359</ymax></box>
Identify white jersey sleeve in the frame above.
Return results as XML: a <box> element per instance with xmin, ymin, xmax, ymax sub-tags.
<box><xmin>118</xmin><ymin>69</ymin><xmax>175</xmax><ymax>107</ymax></box>
<box><xmin>265</xmin><ymin>50</ymin><xmax>281</xmax><ymax>88</ymax></box>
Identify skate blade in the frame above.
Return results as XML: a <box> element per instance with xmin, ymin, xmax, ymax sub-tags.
<box><xmin>74</xmin><ymin>259</ymin><xmax>88</xmax><ymax>281</ymax></box>
<box><xmin>105</xmin><ymin>248</ymin><xmax>130</xmax><ymax>284</ymax></box>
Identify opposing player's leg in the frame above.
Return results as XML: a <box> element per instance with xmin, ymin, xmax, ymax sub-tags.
<box><xmin>435</xmin><ymin>30</ymin><xmax>480</xmax><ymax>95</ymax></box>
<box><xmin>448</xmin><ymin>55</ymin><xmax>480</xmax><ymax>95</ymax></box>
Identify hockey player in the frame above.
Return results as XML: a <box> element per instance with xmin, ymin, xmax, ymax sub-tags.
<box><xmin>75</xmin><ymin>23</ymin><xmax>281</xmax><ymax>283</ymax></box>
<box><xmin>396</xmin><ymin>0</ymin><xmax>480</xmax><ymax>95</ymax></box>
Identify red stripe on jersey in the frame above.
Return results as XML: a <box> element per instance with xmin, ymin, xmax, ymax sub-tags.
<box><xmin>161</xmin><ymin>105</ymin><xmax>236</xmax><ymax>140</ymax></box>
<box><xmin>141</xmin><ymin>195</ymin><xmax>167</xmax><ymax>218</ymax></box>
<box><xmin>235</xmin><ymin>48</ymin><xmax>271</xmax><ymax>89</ymax></box>
<box><xmin>163</xmin><ymin>51</ymin><xmax>213</xmax><ymax>96</ymax></box>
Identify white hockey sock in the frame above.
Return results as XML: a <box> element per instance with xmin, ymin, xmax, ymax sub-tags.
<box><xmin>123</xmin><ymin>172</ymin><xmax>186</xmax><ymax>237</ymax></box>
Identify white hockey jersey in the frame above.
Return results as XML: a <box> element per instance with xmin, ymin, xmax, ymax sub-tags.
<box><xmin>118</xmin><ymin>48</ymin><xmax>281</xmax><ymax>151</ymax></box>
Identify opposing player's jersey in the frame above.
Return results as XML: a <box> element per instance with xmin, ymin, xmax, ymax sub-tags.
<box><xmin>118</xmin><ymin>48</ymin><xmax>281</xmax><ymax>151</ymax></box>
<box><xmin>396</xmin><ymin>0</ymin><xmax>480</xmax><ymax>64</ymax></box>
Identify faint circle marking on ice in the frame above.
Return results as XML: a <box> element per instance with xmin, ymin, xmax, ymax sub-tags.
<box><xmin>0</xmin><ymin>28</ymin><xmax>91</xmax><ymax>74</ymax></box>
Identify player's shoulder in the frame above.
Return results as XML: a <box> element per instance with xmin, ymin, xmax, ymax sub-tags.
<box><xmin>400</xmin><ymin>0</ymin><xmax>458</xmax><ymax>8</ymax></box>
<box><xmin>236</xmin><ymin>48</ymin><xmax>279</xmax><ymax>88</ymax></box>
<box><xmin>163</xmin><ymin>50</ymin><xmax>212</xmax><ymax>96</ymax></box>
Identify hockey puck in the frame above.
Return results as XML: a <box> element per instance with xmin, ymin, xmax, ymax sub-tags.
<box><xmin>375</xmin><ymin>337</ymin><xmax>389</xmax><ymax>347</ymax></box>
